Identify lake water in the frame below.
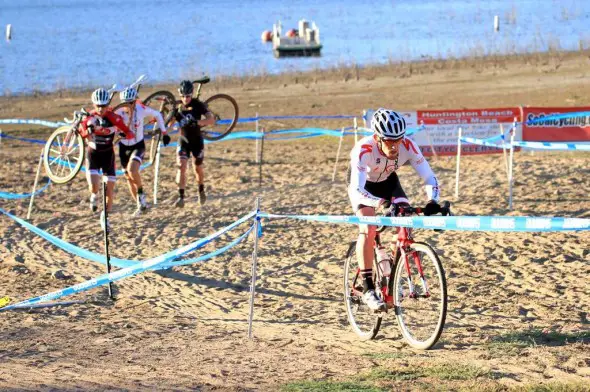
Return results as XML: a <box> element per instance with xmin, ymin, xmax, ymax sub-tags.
<box><xmin>0</xmin><ymin>0</ymin><xmax>588</xmax><ymax>95</ymax></box>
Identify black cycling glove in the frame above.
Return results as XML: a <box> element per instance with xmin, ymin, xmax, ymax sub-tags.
<box><xmin>423</xmin><ymin>201</ymin><xmax>441</xmax><ymax>216</ymax></box>
<box><xmin>162</xmin><ymin>134</ymin><xmax>171</xmax><ymax>146</ymax></box>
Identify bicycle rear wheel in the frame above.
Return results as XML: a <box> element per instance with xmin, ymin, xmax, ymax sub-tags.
<box><xmin>202</xmin><ymin>93</ymin><xmax>239</xmax><ymax>141</ymax></box>
<box><xmin>393</xmin><ymin>242</ymin><xmax>447</xmax><ymax>350</ymax></box>
<box><xmin>143</xmin><ymin>90</ymin><xmax>176</xmax><ymax>163</ymax></box>
<box><xmin>43</xmin><ymin>126</ymin><xmax>85</xmax><ymax>184</ymax></box>
<box><xmin>343</xmin><ymin>241</ymin><xmax>382</xmax><ymax>340</ymax></box>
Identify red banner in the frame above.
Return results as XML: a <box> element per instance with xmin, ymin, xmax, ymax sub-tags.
<box><xmin>414</xmin><ymin>108</ymin><xmax>520</xmax><ymax>156</ymax></box>
<box><xmin>522</xmin><ymin>107</ymin><xmax>590</xmax><ymax>141</ymax></box>
<box><xmin>417</xmin><ymin>108</ymin><xmax>520</xmax><ymax>125</ymax></box>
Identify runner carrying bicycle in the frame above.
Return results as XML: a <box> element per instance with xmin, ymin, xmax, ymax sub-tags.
<box><xmin>173</xmin><ymin>80</ymin><xmax>215</xmax><ymax>208</ymax></box>
<box><xmin>82</xmin><ymin>88</ymin><xmax>134</xmax><ymax>227</ymax></box>
<box><xmin>115</xmin><ymin>87</ymin><xmax>170</xmax><ymax>216</ymax></box>
<box><xmin>348</xmin><ymin>108</ymin><xmax>441</xmax><ymax>311</ymax></box>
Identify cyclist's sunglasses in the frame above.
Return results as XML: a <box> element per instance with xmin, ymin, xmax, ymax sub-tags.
<box><xmin>95</xmin><ymin>104</ymin><xmax>107</xmax><ymax>109</ymax></box>
<box><xmin>379</xmin><ymin>137</ymin><xmax>401</xmax><ymax>145</ymax></box>
<box><xmin>180</xmin><ymin>94</ymin><xmax>192</xmax><ymax>98</ymax></box>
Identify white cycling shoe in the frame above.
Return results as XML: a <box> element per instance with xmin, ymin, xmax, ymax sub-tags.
<box><xmin>89</xmin><ymin>193</ymin><xmax>98</xmax><ymax>213</ymax></box>
<box><xmin>362</xmin><ymin>289</ymin><xmax>386</xmax><ymax>312</ymax></box>
<box><xmin>138</xmin><ymin>194</ymin><xmax>148</xmax><ymax>211</ymax></box>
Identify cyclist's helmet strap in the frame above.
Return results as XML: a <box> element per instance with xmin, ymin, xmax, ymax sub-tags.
<box><xmin>371</xmin><ymin>108</ymin><xmax>406</xmax><ymax>140</ymax></box>
<box><xmin>178</xmin><ymin>80</ymin><xmax>194</xmax><ymax>96</ymax></box>
<box><xmin>120</xmin><ymin>87</ymin><xmax>138</xmax><ymax>103</ymax></box>
<box><xmin>91</xmin><ymin>88</ymin><xmax>110</xmax><ymax>105</ymax></box>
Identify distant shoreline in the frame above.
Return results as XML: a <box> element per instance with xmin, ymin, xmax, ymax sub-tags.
<box><xmin>2</xmin><ymin>49</ymin><xmax>589</xmax><ymax>100</ymax></box>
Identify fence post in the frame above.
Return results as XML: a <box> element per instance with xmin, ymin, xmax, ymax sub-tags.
<box><xmin>331</xmin><ymin>127</ymin><xmax>345</xmax><ymax>183</ymax></box>
<box><xmin>153</xmin><ymin>138</ymin><xmax>161</xmax><ymax>205</ymax></box>
<box><xmin>353</xmin><ymin>117</ymin><xmax>358</xmax><ymax>143</ymax></box>
<box><xmin>255</xmin><ymin>112</ymin><xmax>259</xmax><ymax>164</ymax></box>
<box><xmin>258</xmin><ymin>127</ymin><xmax>264</xmax><ymax>189</ymax></box>
<box><xmin>454</xmin><ymin>127</ymin><xmax>462</xmax><ymax>198</ymax></box>
<box><xmin>102</xmin><ymin>176</ymin><xmax>114</xmax><ymax>300</ymax></box>
<box><xmin>508</xmin><ymin>129</ymin><xmax>515</xmax><ymax>210</ymax></box>
<box><xmin>27</xmin><ymin>149</ymin><xmax>44</xmax><ymax>220</ymax></box>
<box><xmin>499</xmin><ymin>123</ymin><xmax>509</xmax><ymax>176</ymax></box>
<box><xmin>247</xmin><ymin>197</ymin><xmax>261</xmax><ymax>339</ymax></box>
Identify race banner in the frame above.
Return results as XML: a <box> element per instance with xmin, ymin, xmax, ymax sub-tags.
<box><xmin>522</xmin><ymin>107</ymin><xmax>590</xmax><ymax>142</ymax></box>
<box><xmin>415</xmin><ymin>108</ymin><xmax>521</xmax><ymax>156</ymax></box>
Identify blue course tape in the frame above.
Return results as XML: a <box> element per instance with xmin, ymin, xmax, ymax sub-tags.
<box><xmin>257</xmin><ymin>212</ymin><xmax>590</xmax><ymax>232</ymax></box>
<box><xmin>461</xmin><ymin>136</ymin><xmax>590</xmax><ymax>151</ymax></box>
<box><xmin>0</xmin><ymin>211</ymin><xmax>256</xmax><ymax>310</ymax></box>
<box><xmin>0</xmin><ymin>119</ymin><xmax>66</xmax><ymax>128</ymax></box>
<box><xmin>0</xmin><ymin>133</ymin><xmax>46</xmax><ymax>145</ymax></box>
<box><xmin>0</xmin><ymin>207</ymin><xmax>137</xmax><ymax>268</ymax></box>
<box><xmin>510</xmin><ymin>140</ymin><xmax>590</xmax><ymax>151</ymax></box>
<box><xmin>0</xmin><ymin>178</ymin><xmax>51</xmax><ymax>200</ymax></box>
<box><xmin>155</xmin><ymin>223</ymin><xmax>255</xmax><ymax>270</ymax></box>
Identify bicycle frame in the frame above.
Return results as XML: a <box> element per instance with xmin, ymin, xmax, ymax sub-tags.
<box><xmin>376</xmin><ymin>217</ymin><xmax>431</xmax><ymax>310</ymax></box>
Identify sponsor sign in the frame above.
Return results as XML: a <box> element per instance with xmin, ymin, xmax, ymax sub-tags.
<box><xmin>416</xmin><ymin>108</ymin><xmax>521</xmax><ymax>156</ymax></box>
<box><xmin>522</xmin><ymin>107</ymin><xmax>590</xmax><ymax>141</ymax></box>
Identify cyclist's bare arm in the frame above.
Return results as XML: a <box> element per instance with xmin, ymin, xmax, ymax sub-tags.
<box><xmin>199</xmin><ymin>111</ymin><xmax>215</xmax><ymax>127</ymax></box>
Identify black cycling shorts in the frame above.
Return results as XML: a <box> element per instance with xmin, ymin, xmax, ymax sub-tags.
<box><xmin>357</xmin><ymin>172</ymin><xmax>408</xmax><ymax>210</ymax></box>
<box><xmin>119</xmin><ymin>140</ymin><xmax>146</xmax><ymax>170</ymax></box>
<box><xmin>87</xmin><ymin>148</ymin><xmax>116</xmax><ymax>179</ymax></box>
<box><xmin>177</xmin><ymin>135</ymin><xmax>204</xmax><ymax>165</ymax></box>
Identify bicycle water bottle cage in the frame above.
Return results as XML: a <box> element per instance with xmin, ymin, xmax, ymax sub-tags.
<box><xmin>193</xmin><ymin>76</ymin><xmax>210</xmax><ymax>85</ymax></box>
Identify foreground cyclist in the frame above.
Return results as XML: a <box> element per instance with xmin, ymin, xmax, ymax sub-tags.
<box><xmin>115</xmin><ymin>87</ymin><xmax>170</xmax><ymax>216</ymax></box>
<box><xmin>173</xmin><ymin>80</ymin><xmax>215</xmax><ymax>208</ymax></box>
<box><xmin>348</xmin><ymin>108</ymin><xmax>441</xmax><ymax>311</ymax></box>
<box><xmin>82</xmin><ymin>88</ymin><xmax>134</xmax><ymax>227</ymax></box>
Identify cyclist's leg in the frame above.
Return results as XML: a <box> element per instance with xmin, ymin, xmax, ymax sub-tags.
<box><xmin>191</xmin><ymin>137</ymin><xmax>205</xmax><ymax>181</ymax></box>
<box><xmin>356</xmin><ymin>206</ymin><xmax>377</xmax><ymax>288</ymax></box>
<box><xmin>119</xmin><ymin>143</ymin><xmax>136</xmax><ymax>201</ymax></box>
<box><xmin>191</xmin><ymin>137</ymin><xmax>206</xmax><ymax>204</ymax></box>
<box><xmin>386</xmin><ymin>172</ymin><xmax>410</xmax><ymax>205</ymax></box>
<box><xmin>127</xmin><ymin>141</ymin><xmax>146</xmax><ymax>203</ymax></box>
<box><xmin>176</xmin><ymin>140</ymin><xmax>189</xmax><ymax>202</ymax></box>
<box><xmin>102</xmin><ymin>150</ymin><xmax>117</xmax><ymax>213</ymax></box>
<box><xmin>87</xmin><ymin>150</ymin><xmax>101</xmax><ymax>195</ymax></box>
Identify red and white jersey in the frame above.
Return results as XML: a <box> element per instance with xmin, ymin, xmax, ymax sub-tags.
<box><xmin>80</xmin><ymin>108</ymin><xmax>133</xmax><ymax>151</ymax></box>
<box><xmin>115</xmin><ymin>100</ymin><xmax>167</xmax><ymax>146</ymax></box>
<box><xmin>348</xmin><ymin>135</ymin><xmax>440</xmax><ymax>207</ymax></box>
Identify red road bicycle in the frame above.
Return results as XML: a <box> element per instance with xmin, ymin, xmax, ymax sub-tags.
<box><xmin>344</xmin><ymin>202</ymin><xmax>451</xmax><ymax>349</ymax></box>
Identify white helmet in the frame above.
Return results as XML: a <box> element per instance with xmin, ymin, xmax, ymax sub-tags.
<box><xmin>371</xmin><ymin>108</ymin><xmax>406</xmax><ymax>140</ymax></box>
<box><xmin>91</xmin><ymin>88</ymin><xmax>110</xmax><ymax>106</ymax></box>
<box><xmin>120</xmin><ymin>87</ymin><xmax>138</xmax><ymax>103</ymax></box>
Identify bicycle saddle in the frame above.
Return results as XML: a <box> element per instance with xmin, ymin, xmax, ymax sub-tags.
<box><xmin>193</xmin><ymin>76</ymin><xmax>210</xmax><ymax>85</ymax></box>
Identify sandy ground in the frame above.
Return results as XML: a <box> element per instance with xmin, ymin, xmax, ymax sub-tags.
<box><xmin>0</xmin><ymin>51</ymin><xmax>589</xmax><ymax>391</ymax></box>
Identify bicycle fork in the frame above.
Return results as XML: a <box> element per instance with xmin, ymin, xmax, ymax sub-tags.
<box><xmin>400</xmin><ymin>247</ymin><xmax>430</xmax><ymax>300</ymax></box>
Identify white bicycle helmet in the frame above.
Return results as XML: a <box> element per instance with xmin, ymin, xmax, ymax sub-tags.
<box><xmin>120</xmin><ymin>87</ymin><xmax>138</xmax><ymax>103</ymax></box>
<box><xmin>91</xmin><ymin>88</ymin><xmax>110</xmax><ymax>106</ymax></box>
<box><xmin>371</xmin><ymin>108</ymin><xmax>406</xmax><ymax>140</ymax></box>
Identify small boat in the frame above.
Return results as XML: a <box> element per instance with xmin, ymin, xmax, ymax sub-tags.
<box><xmin>272</xmin><ymin>20</ymin><xmax>322</xmax><ymax>58</ymax></box>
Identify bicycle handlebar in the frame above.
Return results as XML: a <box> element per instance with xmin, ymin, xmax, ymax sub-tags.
<box><xmin>376</xmin><ymin>201</ymin><xmax>452</xmax><ymax>233</ymax></box>
<box><xmin>63</xmin><ymin>108</ymin><xmax>90</xmax><ymax>124</ymax></box>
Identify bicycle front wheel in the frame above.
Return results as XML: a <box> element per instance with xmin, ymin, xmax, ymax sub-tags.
<box><xmin>143</xmin><ymin>90</ymin><xmax>176</xmax><ymax>162</ymax></box>
<box><xmin>343</xmin><ymin>241</ymin><xmax>382</xmax><ymax>340</ymax></box>
<box><xmin>43</xmin><ymin>126</ymin><xmax>85</xmax><ymax>184</ymax></box>
<box><xmin>393</xmin><ymin>242</ymin><xmax>447</xmax><ymax>350</ymax></box>
<box><xmin>202</xmin><ymin>93</ymin><xmax>239</xmax><ymax>141</ymax></box>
